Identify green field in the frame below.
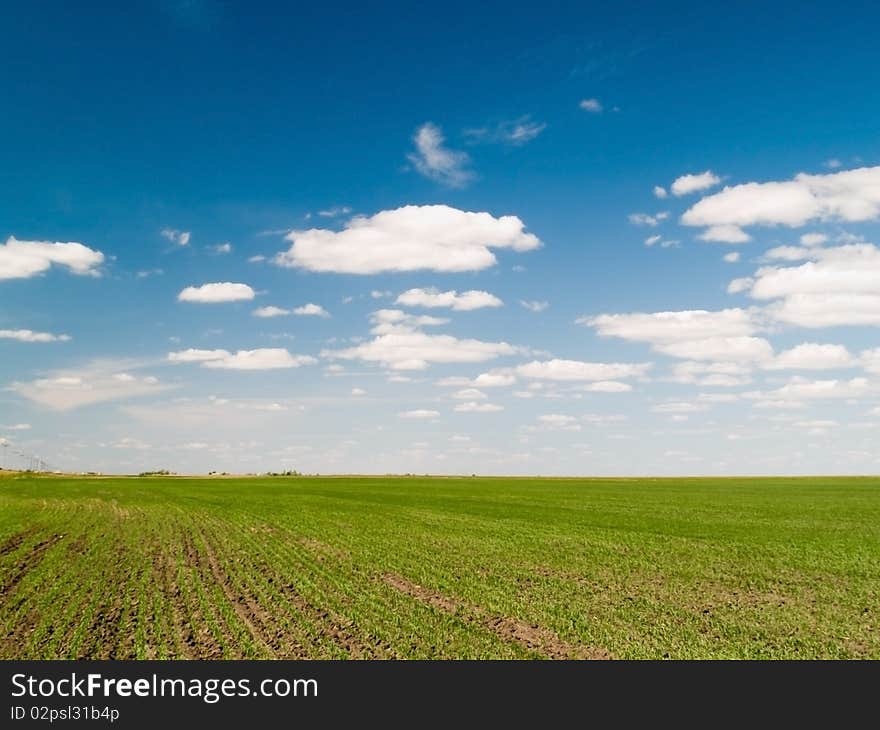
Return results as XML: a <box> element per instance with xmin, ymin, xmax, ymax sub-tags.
<box><xmin>1</xmin><ymin>471</ymin><xmax>878</xmax><ymax>659</ymax></box>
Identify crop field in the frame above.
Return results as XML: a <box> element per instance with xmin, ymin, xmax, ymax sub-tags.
<box><xmin>0</xmin><ymin>471</ymin><xmax>878</xmax><ymax>660</ymax></box>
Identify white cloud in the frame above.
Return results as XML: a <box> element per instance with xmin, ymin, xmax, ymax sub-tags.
<box><xmin>723</xmin><ymin>252</ymin><xmax>741</xmax><ymax>263</ymax></box>
<box><xmin>580</xmin><ymin>380</ymin><xmax>633</xmax><ymax>393</ymax></box>
<box><xmin>859</xmin><ymin>348</ymin><xmax>880</xmax><ymax>374</ymax></box>
<box><xmin>2</xmin><ymin>424</ymin><xmax>31</xmax><ymax>431</ymax></box>
<box><xmin>168</xmin><ymin>348</ymin><xmax>316</xmax><ymax>371</ymax></box>
<box><xmin>745</xmin><ymin>377</ymin><xmax>876</xmax><ymax>404</ymax></box>
<box><xmin>396</xmin><ymin>288</ymin><xmax>503</xmax><ymax>311</ymax></box>
<box><xmin>762</xmin><ymin>245</ymin><xmax>815</xmax><ymax>261</ymax></box>
<box><xmin>519</xmin><ymin>300</ymin><xmax>549</xmax><ymax>313</ymax></box>
<box><xmin>161</xmin><ymin>229</ymin><xmax>190</xmax><ymax>246</ymax></box>
<box><xmin>585</xmin><ymin>308</ymin><xmax>759</xmax><ymax>343</ymax></box>
<box><xmin>178</xmin><ymin>282</ymin><xmax>255</xmax><ymax>303</ymax></box>
<box><xmin>628</xmin><ymin>212</ymin><xmax>669</xmax><ymax>227</ymax></box>
<box><xmin>655</xmin><ymin>336</ymin><xmax>773</xmax><ymax>363</ymax></box>
<box><xmin>682</xmin><ymin>166</ymin><xmax>880</xmax><ymax>236</ymax></box>
<box><xmin>322</xmin><ymin>309</ymin><xmax>516</xmax><ymax>371</ymax></box>
<box><xmin>727</xmin><ymin>277</ymin><xmax>754</xmax><ymax>294</ymax></box>
<box><xmin>585</xmin><ymin>308</ymin><xmax>772</xmax><ymax>363</ymax></box>
<box><xmin>473</xmin><ymin>372</ymin><xmax>517</xmax><ymax>387</ymax></box>
<box><xmin>293</xmin><ymin>303</ymin><xmax>330</xmax><ymax>318</ymax></box>
<box><xmin>318</xmin><ymin>206</ymin><xmax>352</xmax><ymax>218</ymax></box>
<box><xmin>0</xmin><ymin>237</ymin><xmax>104</xmax><ymax>280</ymax></box>
<box><xmin>671</xmin><ymin>171</ymin><xmax>721</xmax><ymax>197</ymax></box>
<box><xmin>211</xmin><ymin>242</ymin><xmax>232</xmax><ymax>254</ymax></box>
<box><xmin>464</xmin><ymin>117</ymin><xmax>546</xmax><ymax>146</ymax></box>
<box><xmin>326</xmin><ymin>331</ymin><xmax>514</xmax><ymax>371</ymax></box>
<box><xmin>274</xmin><ymin>205</ymin><xmax>540</xmax><ymax>274</ymax></box>
<box><xmin>653</xmin><ymin>186</ymin><xmax>668</xmax><ymax>199</ymax></box>
<box><xmin>765</xmin><ymin>343</ymin><xmax>855</xmax><ymax>370</ymax></box>
<box><xmin>800</xmin><ymin>232</ymin><xmax>828</xmax><ymax>247</ymax></box>
<box><xmin>669</xmin><ymin>361</ymin><xmax>753</xmax><ymax>387</ymax></box>
<box><xmin>454</xmin><ymin>401</ymin><xmax>503</xmax><ymax>413</ymax></box>
<box><xmin>0</xmin><ymin>329</ymin><xmax>71</xmax><ymax>343</ymax></box>
<box><xmin>407</xmin><ymin>122</ymin><xmax>473</xmax><ymax>187</ymax></box>
<box><xmin>744</xmin><ymin>243</ymin><xmax>880</xmax><ymax>327</ymax></box>
<box><xmin>698</xmin><ymin>225</ymin><xmax>751</xmax><ymax>243</ymax></box>
<box><xmin>579</xmin><ymin>98</ymin><xmax>603</xmax><ymax>113</ymax></box>
<box><xmin>253</xmin><ymin>306</ymin><xmax>290</xmax><ymax>318</ymax></box>
<box><xmin>515</xmin><ymin>359</ymin><xmax>651</xmax><ymax>381</ymax></box>
<box><xmin>248</xmin><ymin>255</ymin><xmax>266</xmax><ymax>263</ymax></box>
<box><xmin>652</xmin><ymin>402</ymin><xmax>708</xmax><ymax>414</ymax></box>
<box><xmin>644</xmin><ymin>235</ymin><xmax>662</xmax><ymax>247</ymax></box>
<box><xmin>538</xmin><ymin>414</ymin><xmax>581</xmax><ymax>430</ymax></box>
<box><xmin>438</xmin><ymin>371</ymin><xmax>517</xmax><ymax>388</ymax></box>
<box><xmin>11</xmin><ymin>361</ymin><xmax>172</xmax><ymax>411</ymax></box>
<box><xmin>399</xmin><ymin>409</ymin><xmax>440</xmax><ymax>419</ymax></box>
<box><xmin>350</xmin><ymin>387</ymin><xmax>366</xmax><ymax>396</ymax></box>
<box><xmin>167</xmin><ymin>348</ymin><xmax>231</xmax><ymax>363</ymax></box>
<box><xmin>452</xmin><ymin>388</ymin><xmax>488</xmax><ymax>400</ymax></box>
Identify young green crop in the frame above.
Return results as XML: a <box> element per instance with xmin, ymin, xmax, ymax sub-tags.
<box><xmin>0</xmin><ymin>473</ymin><xmax>878</xmax><ymax>659</ymax></box>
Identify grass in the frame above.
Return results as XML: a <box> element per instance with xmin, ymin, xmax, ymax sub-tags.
<box><xmin>0</xmin><ymin>471</ymin><xmax>878</xmax><ymax>659</ymax></box>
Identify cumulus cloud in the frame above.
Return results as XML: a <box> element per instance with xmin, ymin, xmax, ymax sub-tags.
<box><xmin>161</xmin><ymin>229</ymin><xmax>190</xmax><ymax>246</ymax></box>
<box><xmin>745</xmin><ymin>377</ymin><xmax>876</xmax><ymax>405</ymax></box>
<box><xmin>514</xmin><ymin>359</ymin><xmax>651</xmax><ymax>381</ymax></box>
<box><xmin>580</xmin><ymin>381</ymin><xmax>633</xmax><ymax>393</ymax></box>
<box><xmin>653</xmin><ymin>186</ymin><xmax>668</xmax><ymax>199</ymax></box>
<box><xmin>742</xmin><ymin>243</ymin><xmax>880</xmax><ymax>327</ymax></box>
<box><xmin>723</xmin><ymin>252</ymin><xmax>741</xmax><ymax>263</ymax></box>
<box><xmin>168</xmin><ymin>348</ymin><xmax>316</xmax><ymax>370</ymax></box>
<box><xmin>453</xmin><ymin>401</ymin><xmax>503</xmax><ymax>413</ymax></box>
<box><xmin>681</xmin><ymin>166</ymin><xmax>880</xmax><ymax>237</ymax></box>
<box><xmin>655</xmin><ymin>336</ymin><xmax>773</xmax><ymax>362</ymax></box>
<box><xmin>211</xmin><ymin>242</ymin><xmax>232</xmax><ymax>254</ymax></box>
<box><xmin>800</xmin><ymin>233</ymin><xmax>828</xmax><ymax>247</ymax></box>
<box><xmin>0</xmin><ymin>329</ymin><xmax>71</xmax><ymax>343</ymax></box>
<box><xmin>861</xmin><ymin>348</ymin><xmax>880</xmax><ymax>374</ymax></box>
<box><xmin>399</xmin><ymin>409</ymin><xmax>440</xmax><ymax>419</ymax></box>
<box><xmin>274</xmin><ymin>205</ymin><xmax>541</xmax><ymax>275</ymax></box>
<box><xmin>293</xmin><ymin>303</ymin><xmax>330</xmax><ymax>317</ymax></box>
<box><xmin>537</xmin><ymin>414</ymin><xmax>581</xmax><ymax>431</ymax></box>
<box><xmin>671</xmin><ymin>171</ymin><xmax>721</xmax><ymax>197</ymax></box>
<box><xmin>0</xmin><ymin>237</ymin><xmax>104</xmax><ymax>280</ymax></box>
<box><xmin>167</xmin><ymin>348</ymin><xmax>231</xmax><ymax>363</ymax></box>
<box><xmin>652</xmin><ymin>401</ymin><xmax>708</xmax><ymax>414</ymax></box>
<box><xmin>407</xmin><ymin>122</ymin><xmax>473</xmax><ymax>187</ymax></box>
<box><xmin>452</xmin><ymin>388</ymin><xmax>488</xmax><ymax>400</ymax></box>
<box><xmin>579</xmin><ymin>98</ymin><xmax>603</xmax><ymax>113</ymax></box>
<box><xmin>321</xmin><ymin>309</ymin><xmax>517</xmax><ymax>371</ymax></box>
<box><xmin>253</xmin><ymin>306</ymin><xmax>290</xmax><ymax>318</ymax></box>
<box><xmin>698</xmin><ymin>225</ymin><xmax>751</xmax><ymax>243</ymax></box>
<box><xmin>584</xmin><ymin>308</ymin><xmax>772</xmax><ymax>362</ymax></box>
<box><xmin>396</xmin><ymin>288</ymin><xmax>503</xmax><ymax>311</ymax></box>
<box><xmin>585</xmin><ymin>308</ymin><xmax>759</xmax><ymax>343</ymax></box>
<box><xmin>436</xmin><ymin>371</ymin><xmax>517</xmax><ymax>388</ymax></box>
<box><xmin>669</xmin><ymin>361</ymin><xmax>753</xmax><ymax>387</ymax></box>
<box><xmin>178</xmin><ymin>282</ymin><xmax>255</xmax><ymax>303</ymax></box>
<box><xmin>764</xmin><ymin>343</ymin><xmax>855</xmax><ymax>370</ymax></box>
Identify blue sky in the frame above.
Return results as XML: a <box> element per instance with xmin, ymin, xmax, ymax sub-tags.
<box><xmin>3</xmin><ymin>1</ymin><xmax>880</xmax><ymax>474</ymax></box>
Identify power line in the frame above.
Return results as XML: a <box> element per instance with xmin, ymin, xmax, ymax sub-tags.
<box><xmin>0</xmin><ymin>438</ymin><xmax>54</xmax><ymax>473</ymax></box>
